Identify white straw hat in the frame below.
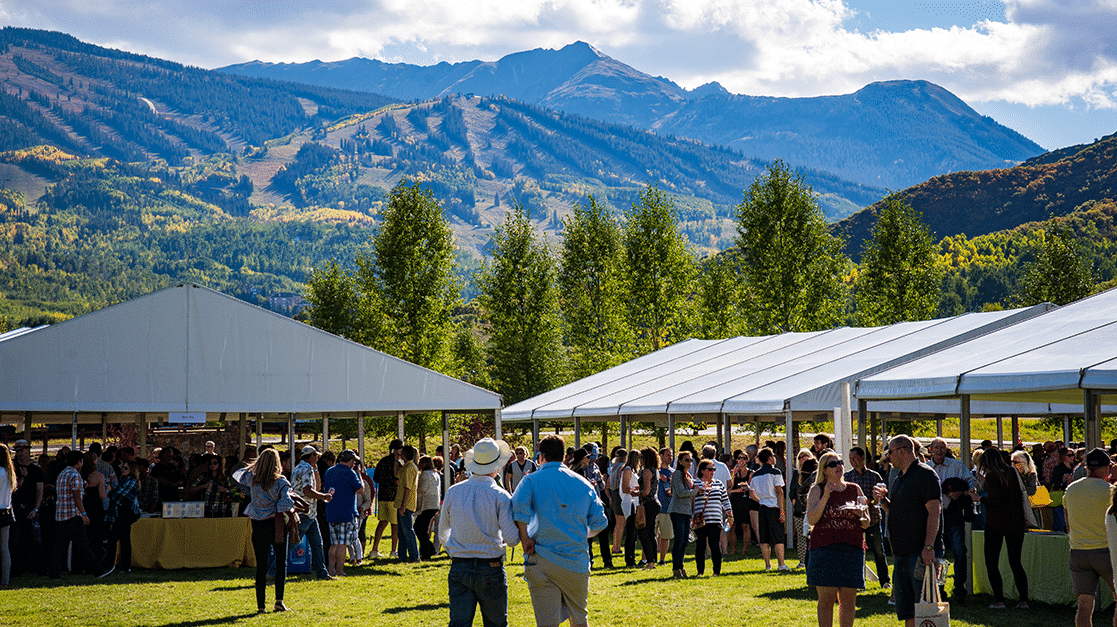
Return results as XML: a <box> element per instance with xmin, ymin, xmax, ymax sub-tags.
<box><xmin>464</xmin><ymin>438</ymin><xmax>513</xmax><ymax>475</ymax></box>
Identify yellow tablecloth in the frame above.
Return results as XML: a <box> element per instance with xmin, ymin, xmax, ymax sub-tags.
<box><xmin>130</xmin><ymin>517</ymin><xmax>256</xmax><ymax>569</ymax></box>
<box><xmin>973</xmin><ymin>530</ymin><xmax>1113</xmax><ymax>608</ymax></box>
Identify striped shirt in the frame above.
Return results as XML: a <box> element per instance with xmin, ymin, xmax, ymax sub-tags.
<box><xmin>692</xmin><ymin>479</ymin><xmax>731</xmax><ymax>525</ymax></box>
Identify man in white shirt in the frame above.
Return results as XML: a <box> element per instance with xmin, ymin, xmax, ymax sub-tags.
<box><xmin>749</xmin><ymin>448</ymin><xmax>788</xmax><ymax>571</ymax></box>
<box><xmin>439</xmin><ymin>438</ymin><xmax>519</xmax><ymax>627</ymax></box>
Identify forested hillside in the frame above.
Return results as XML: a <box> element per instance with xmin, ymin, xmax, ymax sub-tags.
<box><xmin>836</xmin><ymin>131</ymin><xmax>1117</xmax><ymax>260</ymax></box>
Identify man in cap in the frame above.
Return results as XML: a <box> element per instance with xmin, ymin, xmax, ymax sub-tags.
<box><xmin>11</xmin><ymin>438</ymin><xmax>43</xmax><ymax>576</ymax></box>
<box><xmin>323</xmin><ymin>449</ymin><xmax>362</xmax><ymax>577</ymax></box>
<box><xmin>291</xmin><ymin>445</ymin><xmax>334</xmax><ymax>580</ymax></box>
<box><xmin>1063</xmin><ymin>448</ymin><xmax>1116</xmax><ymax>627</ymax></box>
<box><xmin>438</xmin><ymin>437</ymin><xmax>520</xmax><ymax>627</ymax></box>
<box><xmin>513</xmin><ymin>435</ymin><xmax>608</xmax><ymax>627</ymax></box>
<box><xmin>371</xmin><ymin>439</ymin><xmax>403</xmax><ymax>558</ymax></box>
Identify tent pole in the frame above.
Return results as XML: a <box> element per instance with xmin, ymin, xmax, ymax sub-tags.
<box><xmin>358</xmin><ymin>413</ymin><xmax>366</xmax><ymax>464</ymax></box>
<box><xmin>668</xmin><ymin>414</ymin><xmax>676</xmax><ymax>451</ymax></box>
<box><xmin>716</xmin><ymin>413</ymin><xmax>724</xmax><ymax>452</ymax></box>
<box><xmin>238</xmin><ymin>413</ymin><xmax>246</xmax><ymax>460</ymax></box>
<box><xmin>1085</xmin><ymin>391</ymin><xmax>1099</xmax><ymax>450</ymax></box>
<box><xmin>784</xmin><ymin>408</ymin><xmax>794</xmax><ymax>550</ymax></box>
<box><xmin>870</xmin><ymin>412</ymin><xmax>878</xmax><ymax>458</ymax></box>
<box><xmin>288</xmin><ymin>413</ymin><xmax>295</xmax><ymax>454</ymax></box>
<box><xmin>323</xmin><ymin>414</ymin><xmax>330</xmax><ymax>453</ymax></box>
<box><xmin>619</xmin><ymin>416</ymin><xmax>626</xmax><ymax>449</ymax></box>
<box><xmin>256</xmin><ymin>413</ymin><xmax>263</xmax><ymax>448</ymax></box>
<box><xmin>726</xmin><ymin>414</ymin><xmax>733</xmax><ymax>454</ymax></box>
<box><xmin>72</xmin><ymin>412</ymin><xmax>77</xmax><ymax>450</ymax></box>
<box><xmin>442</xmin><ymin>411</ymin><xmax>451</xmax><ymax>491</ymax></box>
<box><xmin>23</xmin><ymin>411</ymin><xmax>32</xmax><ymax>446</ymax></box>
<box><xmin>936</xmin><ymin>414</ymin><xmax>943</xmax><ymax>438</ymax></box>
<box><xmin>398</xmin><ymin>411</ymin><xmax>405</xmax><ymax>442</ymax></box>
<box><xmin>494</xmin><ymin>408</ymin><xmax>502</xmax><ymax>440</ymax></box>
<box><xmin>1011</xmin><ymin>416</ymin><xmax>1020</xmax><ymax>448</ymax></box>
<box><xmin>575</xmin><ymin>415</ymin><xmax>581</xmax><ymax>449</ymax></box>
<box><xmin>139</xmin><ymin>413</ymin><xmax>148</xmax><ymax>459</ymax></box>
<box><xmin>1063</xmin><ymin>416</ymin><xmax>1071</xmax><ymax>446</ymax></box>
<box><xmin>101</xmin><ymin>413</ymin><xmax>107</xmax><ymax>442</ymax></box>
<box><xmin>996</xmin><ymin>416</ymin><xmax>1003</xmax><ymax>449</ymax></box>
<box><xmin>532</xmin><ymin>419</ymin><xmax>540</xmax><ymax>453</ymax></box>
<box><xmin>960</xmin><ymin>397</ymin><xmax>971</xmax><ymax>470</ymax></box>
<box><xmin>857</xmin><ymin>399</ymin><xmax>867</xmax><ymax>450</ymax></box>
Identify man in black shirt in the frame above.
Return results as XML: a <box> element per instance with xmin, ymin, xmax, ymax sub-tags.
<box><xmin>371</xmin><ymin>439</ymin><xmax>403</xmax><ymax>558</ymax></box>
<box><xmin>11</xmin><ymin>439</ymin><xmax>44</xmax><ymax>576</ymax></box>
<box><xmin>878</xmin><ymin>435</ymin><xmax>943</xmax><ymax>627</ymax></box>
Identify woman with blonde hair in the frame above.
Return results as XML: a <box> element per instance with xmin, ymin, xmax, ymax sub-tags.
<box><xmin>234</xmin><ymin>448</ymin><xmax>296</xmax><ymax>613</ymax></box>
<box><xmin>0</xmin><ymin>443</ymin><xmax>15</xmax><ymax>588</ymax></box>
<box><xmin>1011</xmin><ymin>450</ymin><xmax>1038</xmax><ymax>496</ymax></box>
<box><xmin>806</xmin><ymin>451</ymin><xmax>870</xmax><ymax>627</ymax></box>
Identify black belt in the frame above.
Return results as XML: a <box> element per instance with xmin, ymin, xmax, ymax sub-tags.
<box><xmin>452</xmin><ymin>556</ymin><xmax>504</xmax><ymax>564</ymax></box>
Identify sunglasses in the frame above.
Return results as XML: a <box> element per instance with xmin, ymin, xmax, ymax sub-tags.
<box><xmin>825</xmin><ymin>460</ymin><xmax>844</xmax><ymax>469</ymax></box>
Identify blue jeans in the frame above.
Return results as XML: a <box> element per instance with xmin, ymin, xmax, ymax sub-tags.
<box><xmin>397</xmin><ymin>510</ymin><xmax>419</xmax><ymax>562</ymax></box>
<box><xmin>892</xmin><ymin>553</ymin><xmax>922</xmax><ymax>622</ymax></box>
<box><xmin>943</xmin><ymin>522</ymin><xmax>967</xmax><ymax>597</ymax></box>
<box><xmin>299</xmin><ymin>515</ymin><xmax>330</xmax><ymax>578</ymax></box>
<box><xmin>670</xmin><ymin>513</ymin><xmax>690</xmax><ymax>571</ymax></box>
<box><xmin>449</xmin><ymin>559</ymin><xmax>508</xmax><ymax>627</ymax></box>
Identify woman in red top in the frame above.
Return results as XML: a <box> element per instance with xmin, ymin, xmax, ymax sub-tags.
<box><xmin>805</xmin><ymin>451</ymin><xmax>870</xmax><ymax>627</ymax></box>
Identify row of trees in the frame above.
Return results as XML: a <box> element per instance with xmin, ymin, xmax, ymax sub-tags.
<box><xmin>303</xmin><ymin>161</ymin><xmax>1097</xmax><ymax>418</ymax></box>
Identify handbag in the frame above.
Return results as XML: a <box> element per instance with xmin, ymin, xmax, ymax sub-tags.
<box><xmin>1030</xmin><ymin>485</ymin><xmax>1052</xmax><ymax>508</ymax></box>
<box><xmin>1015</xmin><ymin>472</ymin><xmax>1039</xmax><ymax>528</ymax></box>
<box><xmin>914</xmin><ymin>563</ymin><xmax>951</xmax><ymax>626</ymax></box>
<box><xmin>0</xmin><ymin>507</ymin><xmax>13</xmax><ymax>528</ymax></box>
<box><xmin>274</xmin><ymin>510</ymin><xmax>300</xmax><ymax>545</ymax></box>
<box><xmin>635</xmin><ymin>504</ymin><xmax>647</xmax><ymax>529</ymax></box>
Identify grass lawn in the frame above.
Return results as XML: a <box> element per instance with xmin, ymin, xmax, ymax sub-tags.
<box><xmin>2</xmin><ymin>546</ymin><xmax>1111</xmax><ymax>627</ymax></box>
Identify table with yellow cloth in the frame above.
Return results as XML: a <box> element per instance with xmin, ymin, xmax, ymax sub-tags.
<box><xmin>972</xmin><ymin>530</ymin><xmax>1113</xmax><ymax>608</ymax></box>
<box><xmin>130</xmin><ymin>517</ymin><xmax>256</xmax><ymax>569</ymax></box>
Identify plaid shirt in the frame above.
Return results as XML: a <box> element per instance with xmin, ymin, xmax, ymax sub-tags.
<box><xmin>55</xmin><ymin>466</ymin><xmax>85</xmax><ymax>522</ymax></box>
<box><xmin>138</xmin><ymin>473</ymin><xmax>160</xmax><ymax>512</ymax></box>
<box><xmin>106</xmin><ymin>475</ymin><xmax>140</xmax><ymax>523</ymax></box>
<box><xmin>191</xmin><ymin>473</ymin><xmax>228</xmax><ymax>516</ymax></box>
<box><xmin>844</xmin><ymin>466</ymin><xmax>883</xmax><ymax>524</ymax></box>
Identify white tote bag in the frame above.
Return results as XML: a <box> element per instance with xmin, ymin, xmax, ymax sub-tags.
<box><xmin>914</xmin><ymin>563</ymin><xmax>950</xmax><ymax>627</ymax></box>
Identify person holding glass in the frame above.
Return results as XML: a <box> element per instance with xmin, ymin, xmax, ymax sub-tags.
<box><xmin>806</xmin><ymin>451</ymin><xmax>870</xmax><ymax>627</ymax></box>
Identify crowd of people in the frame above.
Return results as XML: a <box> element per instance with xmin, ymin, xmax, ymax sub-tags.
<box><xmin>9</xmin><ymin>431</ymin><xmax>1117</xmax><ymax>627</ymax></box>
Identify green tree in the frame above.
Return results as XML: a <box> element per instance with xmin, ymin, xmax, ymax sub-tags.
<box><xmin>303</xmin><ymin>260</ymin><xmax>357</xmax><ymax>338</ymax></box>
<box><xmin>559</xmin><ymin>195</ymin><xmax>632</xmax><ymax>379</ymax></box>
<box><xmin>735</xmin><ymin>160</ymin><xmax>847</xmax><ymax>334</ymax></box>
<box><xmin>624</xmin><ymin>185</ymin><xmax>697</xmax><ymax>355</ymax></box>
<box><xmin>450</xmin><ymin>318</ymin><xmax>492</xmax><ymax>390</ymax></box>
<box><xmin>478</xmin><ymin>207</ymin><xmax>565</xmax><ymax>405</ymax></box>
<box><xmin>355</xmin><ymin>180</ymin><xmax>457</xmax><ymax>370</ymax></box>
<box><xmin>696</xmin><ymin>250</ymin><xmax>746</xmax><ymax>339</ymax></box>
<box><xmin>855</xmin><ymin>192</ymin><xmax>942</xmax><ymax>325</ymax></box>
<box><xmin>1016</xmin><ymin>217</ymin><xmax>1095</xmax><ymax>306</ymax></box>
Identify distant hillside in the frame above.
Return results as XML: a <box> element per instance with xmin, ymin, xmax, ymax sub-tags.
<box><xmin>834</xmin><ymin>131</ymin><xmax>1117</xmax><ymax>261</ymax></box>
<box><xmin>221</xmin><ymin>44</ymin><xmax>1044</xmax><ymax>189</ymax></box>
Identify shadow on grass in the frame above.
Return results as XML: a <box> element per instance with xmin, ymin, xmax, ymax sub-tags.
<box><xmin>210</xmin><ymin>584</ymin><xmax>253</xmax><ymax>591</ymax></box>
<box><xmin>382</xmin><ymin>602</ymin><xmax>449</xmax><ymax>615</ymax></box>
<box><xmin>150</xmin><ymin>612</ymin><xmax>259</xmax><ymax>626</ymax></box>
<box><xmin>331</xmin><ymin>567</ymin><xmax>402</xmax><ymax>578</ymax></box>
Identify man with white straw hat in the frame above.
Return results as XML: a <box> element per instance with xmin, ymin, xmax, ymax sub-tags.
<box><xmin>439</xmin><ymin>437</ymin><xmax>520</xmax><ymax>627</ymax></box>
<box><xmin>512</xmin><ymin>435</ymin><xmax>608</xmax><ymax>627</ymax></box>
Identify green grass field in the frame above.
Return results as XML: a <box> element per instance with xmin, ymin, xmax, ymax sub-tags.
<box><xmin>2</xmin><ymin>546</ymin><xmax>1112</xmax><ymax>627</ymax></box>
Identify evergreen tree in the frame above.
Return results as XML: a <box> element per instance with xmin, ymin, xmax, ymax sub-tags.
<box><xmin>303</xmin><ymin>260</ymin><xmax>357</xmax><ymax>338</ymax></box>
<box><xmin>735</xmin><ymin>160</ymin><xmax>847</xmax><ymax>334</ymax></box>
<box><xmin>855</xmin><ymin>192</ymin><xmax>942</xmax><ymax>325</ymax></box>
<box><xmin>559</xmin><ymin>195</ymin><xmax>632</xmax><ymax>379</ymax></box>
<box><xmin>1016</xmin><ymin>217</ymin><xmax>1095</xmax><ymax>306</ymax></box>
<box><xmin>478</xmin><ymin>207</ymin><xmax>565</xmax><ymax>405</ymax></box>
<box><xmin>624</xmin><ymin>185</ymin><xmax>697</xmax><ymax>355</ymax></box>
<box><xmin>696</xmin><ymin>250</ymin><xmax>746</xmax><ymax>339</ymax></box>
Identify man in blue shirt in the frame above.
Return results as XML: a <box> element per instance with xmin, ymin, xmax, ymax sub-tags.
<box><xmin>323</xmin><ymin>450</ymin><xmax>362</xmax><ymax>577</ymax></box>
<box><xmin>513</xmin><ymin>436</ymin><xmax>608</xmax><ymax>627</ymax></box>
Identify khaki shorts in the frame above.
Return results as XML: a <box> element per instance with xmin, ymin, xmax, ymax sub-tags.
<box><xmin>523</xmin><ymin>552</ymin><xmax>590</xmax><ymax>627</ymax></box>
<box><xmin>376</xmin><ymin>500</ymin><xmax>397</xmax><ymax>522</ymax></box>
<box><xmin>1070</xmin><ymin>548</ymin><xmax>1114</xmax><ymax>596</ymax></box>
<box><xmin>655</xmin><ymin>512</ymin><xmax>674</xmax><ymax>540</ymax></box>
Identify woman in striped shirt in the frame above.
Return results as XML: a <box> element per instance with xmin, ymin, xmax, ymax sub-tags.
<box><xmin>693</xmin><ymin>459</ymin><xmax>732</xmax><ymax>576</ymax></box>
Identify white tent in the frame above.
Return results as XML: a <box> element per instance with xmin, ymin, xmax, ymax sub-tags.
<box><xmin>859</xmin><ymin>286</ymin><xmax>1117</xmax><ymax>450</ymax></box>
<box><xmin>0</xmin><ymin>284</ymin><xmax>501</xmax><ymax>485</ymax></box>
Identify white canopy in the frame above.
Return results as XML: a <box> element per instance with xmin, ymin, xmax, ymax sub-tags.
<box><xmin>0</xmin><ymin>283</ymin><xmax>501</xmax><ymax>416</ymax></box>
<box><xmin>503</xmin><ymin>305</ymin><xmax>1054</xmax><ymax>423</ymax></box>
<box><xmin>858</xmin><ymin>286</ymin><xmax>1117</xmax><ymax>406</ymax></box>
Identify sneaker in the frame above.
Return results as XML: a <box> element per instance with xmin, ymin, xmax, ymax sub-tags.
<box><xmin>989</xmin><ymin>602</ymin><xmax>1006</xmax><ymax>609</ymax></box>
<box><xmin>389</xmin><ymin>551</ymin><xmax>399</xmax><ymax>559</ymax></box>
<box><xmin>97</xmin><ymin>566</ymin><xmax>115</xmax><ymax>579</ymax></box>
<box><xmin>764</xmin><ymin>565</ymin><xmax>772</xmax><ymax>572</ymax></box>
<box><xmin>368</xmin><ymin>550</ymin><xmax>383</xmax><ymax>558</ymax></box>
<box><xmin>1017</xmin><ymin>602</ymin><xmax>1030</xmax><ymax>610</ymax></box>
<box><xmin>795</xmin><ymin>561</ymin><xmax>805</xmax><ymax>569</ymax></box>
<box><xmin>887</xmin><ymin>598</ymin><xmax>896</xmax><ymax>606</ymax></box>
<box><xmin>777</xmin><ymin>564</ymin><xmax>790</xmax><ymax>572</ymax></box>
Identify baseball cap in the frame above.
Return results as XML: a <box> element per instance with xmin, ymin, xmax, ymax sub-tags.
<box><xmin>1086</xmin><ymin>448</ymin><xmax>1111</xmax><ymax>468</ymax></box>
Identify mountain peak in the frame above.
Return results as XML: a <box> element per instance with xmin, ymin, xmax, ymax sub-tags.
<box><xmin>687</xmin><ymin>81</ymin><xmax>730</xmax><ymax>99</ymax></box>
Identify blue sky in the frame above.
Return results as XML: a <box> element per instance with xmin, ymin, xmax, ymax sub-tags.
<box><xmin>2</xmin><ymin>0</ymin><xmax>1114</xmax><ymax>150</ymax></box>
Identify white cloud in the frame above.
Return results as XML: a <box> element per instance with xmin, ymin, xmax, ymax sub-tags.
<box><xmin>2</xmin><ymin>0</ymin><xmax>1116</xmax><ymax>116</ymax></box>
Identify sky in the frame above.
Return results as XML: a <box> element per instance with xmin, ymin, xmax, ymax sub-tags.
<box><xmin>1</xmin><ymin>0</ymin><xmax>1115</xmax><ymax>150</ymax></box>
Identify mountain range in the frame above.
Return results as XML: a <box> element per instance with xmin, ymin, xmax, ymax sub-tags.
<box><xmin>221</xmin><ymin>42</ymin><xmax>1045</xmax><ymax>190</ymax></box>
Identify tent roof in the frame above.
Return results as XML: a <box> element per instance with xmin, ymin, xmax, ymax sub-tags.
<box><xmin>0</xmin><ymin>284</ymin><xmax>501</xmax><ymax>415</ymax></box>
<box><xmin>858</xmin><ymin>287</ymin><xmax>1117</xmax><ymax>404</ymax></box>
<box><xmin>503</xmin><ymin>305</ymin><xmax>1052</xmax><ymax>422</ymax></box>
